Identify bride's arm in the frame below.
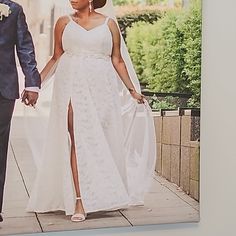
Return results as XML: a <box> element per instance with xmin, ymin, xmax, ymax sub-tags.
<box><xmin>40</xmin><ymin>16</ymin><xmax>69</xmax><ymax>83</ymax></box>
<box><xmin>108</xmin><ymin>19</ymin><xmax>145</xmax><ymax>103</ymax></box>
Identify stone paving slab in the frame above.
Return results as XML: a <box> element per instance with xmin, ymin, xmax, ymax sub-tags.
<box><xmin>3</xmin><ymin>147</ymin><xmax>34</xmax><ymax>219</ymax></box>
<box><xmin>37</xmin><ymin>211</ymin><xmax>131</xmax><ymax>232</ymax></box>
<box><xmin>0</xmin><ymin>216</ymin><xmax>42</xmax><ymax>236</ymax></box>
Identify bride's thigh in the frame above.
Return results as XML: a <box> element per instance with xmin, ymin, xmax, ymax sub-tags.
<box><xmin>67</xmin><ymin>102</ymin><xmax>75</xmax><ymax>142</ymax></box>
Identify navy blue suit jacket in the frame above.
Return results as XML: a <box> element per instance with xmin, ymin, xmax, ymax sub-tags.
<box><xmin>0</xmin><ymin>0</ymin><xmax>40</xmax><ymax>99</ymax></box>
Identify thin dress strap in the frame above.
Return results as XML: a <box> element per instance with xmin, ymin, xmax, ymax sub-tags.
<box><xmin>104</xmin><ymin>16</ymin><xmax>110</xmax><ymax>25</ymax></box>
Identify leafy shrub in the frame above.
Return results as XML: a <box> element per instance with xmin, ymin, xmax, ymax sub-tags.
<box><xmin>148</xmin><ymin>95</ymin><xmax>177</xmax><ymax>110</ymax></box>
<box><xmin>113</xmin><ymin>0</ymin><xmax>167</xmax><ymax>6</ymax></box>
<box><xmin>125</xmin><ymin>21</ymin><xmax>153</xmax><ymax>83</ymax></box>
<box><xmin>126</xmin><ymin>0</ymin><xmax>201</xmax><ymax>107</ymax></box>
<box><xmin>117</xmin><ymin>10</ymin><xmax>162</xmax><ymax>39</ymax></box>
<box><xmin>113</xmin><ymin>0</ymin><xmax>129</xmax><ymax>6</ymax></box>
<box><xmin>145</xmin><ymin>10</ymin><xmax>188</xmax><ymax>93</ymax></box>
<box><xmin>180</xmin><ymin>0</ymin><xmax>202</xmax><ymax>106</ymax></box>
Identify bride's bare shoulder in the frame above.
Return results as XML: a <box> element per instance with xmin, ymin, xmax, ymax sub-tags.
<box><xmin>107</xmin><ymin>18</ymin><xmax>119</xmax><ymax>30</ymax></box>
<box><xmin>55</xmin><ymin>15</ymin><xmax>71</xmax><ymax>30</ymax></box>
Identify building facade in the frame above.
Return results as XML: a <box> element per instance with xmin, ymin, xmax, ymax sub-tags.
<box><xmin>15</xmin><ymin>0</ymin><xmax>72</xmax><ymax>69</ymax></box>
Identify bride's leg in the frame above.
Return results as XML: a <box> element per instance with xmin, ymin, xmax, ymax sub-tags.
<box><xmin>68</xmin><ymin>101</ymin><xmax>85</xmax><ymax>216</ymax></box>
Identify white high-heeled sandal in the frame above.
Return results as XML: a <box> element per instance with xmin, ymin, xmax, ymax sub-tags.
<box><xmin>71</xmin><ymin>197</ymin><xmax>87</xmax><ymax>222</ymax></box>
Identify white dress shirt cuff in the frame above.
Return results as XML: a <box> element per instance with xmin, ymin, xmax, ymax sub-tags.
<box><xmin>25</xmin><ymin>87</ymin><xmax>40</xmax><ymax>93</ymax></box>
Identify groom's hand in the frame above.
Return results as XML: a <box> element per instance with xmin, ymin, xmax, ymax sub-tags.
<box><xmin>21</xmin><ymin>90</ymin><xmax>39</xmax><ymax>107</ymax></box>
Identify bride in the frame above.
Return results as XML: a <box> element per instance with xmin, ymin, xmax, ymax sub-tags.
<box><xmin>26</xmin><ymin>0</ymin><xmax>156</xmax><ymax>222</ymax></box>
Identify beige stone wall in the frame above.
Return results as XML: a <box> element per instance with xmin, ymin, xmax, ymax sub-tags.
<box><xmin>153</xmin><ymin>109</ymin><xmax>200</xmax><ymax>201</ymax></box>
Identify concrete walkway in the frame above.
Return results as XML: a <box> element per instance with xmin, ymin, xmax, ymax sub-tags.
<box><xmin>0</xmin><ymin>102</ymin><xmax>199</xmax><ymax>235</ymax></box>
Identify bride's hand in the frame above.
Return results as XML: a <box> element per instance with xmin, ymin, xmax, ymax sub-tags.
<box><xmin>131</xmin><ymin>91</ymin><xmax>146</xmax><ymax>104</ymax></box>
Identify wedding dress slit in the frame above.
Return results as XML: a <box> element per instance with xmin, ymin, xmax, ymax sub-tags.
<box><xmin>67</xmin><ymin>101</ymin><xmax>81</xmax><ymax>203</ymax></box>
<box><xmin>67</xmin><ymin>100</ymin><xmax>86</xmax><ymax>220</ymax></box>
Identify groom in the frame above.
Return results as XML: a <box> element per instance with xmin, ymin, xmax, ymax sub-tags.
<box><xmin>0</xmin><ymin>0</ymin><xmax>41</xmax><ymax>222</ymax></box>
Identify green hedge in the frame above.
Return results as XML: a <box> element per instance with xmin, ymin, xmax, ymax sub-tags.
<box><xmin>113</xmin><ymin>0</ymin><xmax>182</xmax><ymax>7</ymax></box>
<box><xmin>126</xmin><ymin>0</ymin><xmax>201</xmax><ymax>107</ymax></box>
<box><xmin>125</xmin><ymin>21</ymin><xmax>152</xmax><ymax>83</ymax></box>
<box><xmin>180</xmin><ymin>0</ymin><xmax>202</xmax><ymax>106</ymax></box>
<box><xmin>117</xmin><ymin>10</ymin><xmax>162</xmax><ymax>39</ymax></box>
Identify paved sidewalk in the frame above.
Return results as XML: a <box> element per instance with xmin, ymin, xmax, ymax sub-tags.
<box><xmin>0</xmin><ymin>110</ymin><xmax>199</xmax><ymax>235</ymax></box>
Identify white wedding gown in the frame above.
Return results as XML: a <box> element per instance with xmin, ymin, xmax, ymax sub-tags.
<box><xmin>26</xmin><ymin>16</ymin><xmax>156</xmax><ymax>215</ymax></box>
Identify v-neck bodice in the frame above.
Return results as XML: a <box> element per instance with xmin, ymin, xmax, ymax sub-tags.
<box><xmin>62</xmin><ymin>16</ymin><xmax>113</xmax><ymax>58</ymax></box>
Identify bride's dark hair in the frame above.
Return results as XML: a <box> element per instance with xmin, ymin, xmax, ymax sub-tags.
<box><xmin>93</xmin><ymin>0</ymin><xmax>107</xmax><ymax>9</ymax></box>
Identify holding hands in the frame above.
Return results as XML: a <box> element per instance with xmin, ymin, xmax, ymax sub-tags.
<box><xmin>21</xmin><ymin>90</ymin><xmax>39</xmax><ymax>108</ymax></box>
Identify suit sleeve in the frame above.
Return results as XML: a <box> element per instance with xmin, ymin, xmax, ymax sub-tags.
<box><xmin>16</xmin><ymin>6</ymin><xmax>41</xmax><ymax>89</ymax></box>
